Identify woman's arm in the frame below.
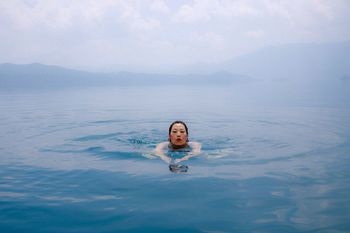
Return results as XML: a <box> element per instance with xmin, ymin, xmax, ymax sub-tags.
<box><xmin>174</xmin><ymin>142</ymin><xmax>201</xmax><ymax>163</ymax></box>
<box><xmin>190</xmin><ymin>142</ymin><xmax>201</xmax><ymax>155</ymax></box>
<box><xmin>154</xmin><ymin>142</ymin><xmax>171</xmax><ymax>164</ymax></box>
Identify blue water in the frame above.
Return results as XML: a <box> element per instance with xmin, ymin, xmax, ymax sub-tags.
<box><xmin>1</xmin><ymin>86</ymin><xmax>350</xmax><ymax>232</ymax></box>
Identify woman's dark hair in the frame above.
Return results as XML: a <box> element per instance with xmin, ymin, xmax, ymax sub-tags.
<box><xmin>168</xmin><ymin>121</ymin><xmax>189</xmax><ymax>142</ymax></box>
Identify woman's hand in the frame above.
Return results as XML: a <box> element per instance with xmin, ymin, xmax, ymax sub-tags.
<box><xmin>154</xmin><ymin>142</ymin><xmax>172</xmax><ymax>164</ymax></box>
<box><xmin>161</xmin><ymin>155</ymin><xmax>172</xmax><ymax>164</ymax></box>
<box><xmin>175</xmin><ymin>155</ymin><xmax>190</xmax><ymax>164</ymax></box>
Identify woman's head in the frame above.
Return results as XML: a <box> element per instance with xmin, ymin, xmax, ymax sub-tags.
<box><xmin>168</xmin><ymin>121</ymin><xmax>188</xmax><ymax>147</ymax></box>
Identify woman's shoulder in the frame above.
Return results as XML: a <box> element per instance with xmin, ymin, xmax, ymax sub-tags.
<box><xmin>156</xmin><ymin>141</ymin><xmax>170</xmax><ymax>149</ymax></box>
<box><xmin>188</xmin><ymin>141</ymin><xmax>201</xmax><ymax>155</ymax></box>
<box><xmin>188</xmin><ymin>141</ymin><xmax>201</xmax><ymax>147</ymax></box>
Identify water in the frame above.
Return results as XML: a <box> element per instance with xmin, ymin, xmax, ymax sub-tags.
<box><xmin>1</xmin><ymin>86</ymin><xmax>350</xmax><ymax>232</ymax></box>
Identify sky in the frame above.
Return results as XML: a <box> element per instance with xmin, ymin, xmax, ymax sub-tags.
<box><xmin>0</xmin><ymin>0</ymin><xmax>350</xmax><ymax>72</ymax></box>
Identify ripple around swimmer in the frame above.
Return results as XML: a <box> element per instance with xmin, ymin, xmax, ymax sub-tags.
<box><xmin>90</xmin><ymin>119</ymin><xmax>128</xmax><ymax>124</ymax></box>
<box><xmin>40</xmin><ymin>146</ymin><xmax>149</xmax><ymax>160</ymax></box>
<box><xmin>70</xmin><ymin>130</ymin><xmax>161</xmax><ymax>144</ymax></box>
<box><xmin>72</xmin><ymin>132</ymin><xmax>135</xmax><ymax>142</ymax></box>
<box><xmin>34</xmin><ymin>111</ymin><xmax>347</xmax><ymax>170</ymax></box>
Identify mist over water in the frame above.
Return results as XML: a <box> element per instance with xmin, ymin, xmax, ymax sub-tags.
<box><xmin>1</xmin><ymin>85</ymin><xmax>350</xmax><ymax>232</ymax></box>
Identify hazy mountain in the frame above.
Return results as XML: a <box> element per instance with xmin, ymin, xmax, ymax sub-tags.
<box><xmin>177</xmin><ymin>41</ymin><xmax>350</xmax><ymax>105</ymax></box>
<box><xmin>0</xmin><ymin>63</ymin><xmax>104</xmax><ymax>88</ymax></box>
<box><xmin>0</xmin><ymin>63</ymin><xmax>252</xmax><ymax>89</ymax></box>
<box><xmin>221</xmin><ymin>41</ymin><xmax>350</xmax><ymax>83</ymax></box>
<box><xmin>223</xmin><ymin>41</ymin><xmax>350</xmax><ymax>95</ymax></box>
<box><xmin>180</xmin><ymin>40</ymin><xmax>350</xmax><ymax>81</ymax></box>
<box><xmin>1</xmin><ymin>41</ymin><xmax>349</xmax><ymax>106</ymax></box>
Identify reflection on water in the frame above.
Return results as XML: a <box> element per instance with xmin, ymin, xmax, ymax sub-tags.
<box><xmin>0</xmin><ymin>87</ymin><xmax>350</xmax><ymax>232</ymax></box>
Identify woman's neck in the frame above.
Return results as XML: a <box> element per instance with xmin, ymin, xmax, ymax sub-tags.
<box><xmin>169</xmin><ymin>142</ymin><xmax>188</xmax><ymax>149</ymax></box>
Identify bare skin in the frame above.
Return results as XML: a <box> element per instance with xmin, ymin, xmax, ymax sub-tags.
<box><xmin>155</xmin><ymin>123</ymin><xmax>201</xmax><ymax>164</ymax></box>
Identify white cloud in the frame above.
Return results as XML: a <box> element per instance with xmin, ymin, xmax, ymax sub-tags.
<box><xmin>245</xmin><ymin>30</ymin><xmax>265</xmax><ymax>39</ymax></box>
<box><xmin>172</xmin><ymin>3</ymin><xmax>210</xmax><ymax>23</ymax></box>
<box><xmin>311</xmin><ymin>0</ymin><xmax>333</xmax><ymax>20</ymax></box>
<box><xmin>0</xmin><ymin>1</ymin><xmax>161</xmax><ymax>31</ymax></box>
<box><xmin>172</xmin><ymin>0</ymin><xmax>261</xmax><ymax>23</ymax></box>
<box><xmin>120</xmin><ymin>7</ymin><xmax>161</xmax><ymax>32</ymax></box>
<box><xmin>0</xmin><ymin>1</ymin><xmax>84</xmax><ymax>29</ymax></box>
<box><xmin>0</xmin><ymin>0</ymin><xmax>349</xmax><ymax>72</ymax></box>
<box><xmin>263</xmin><ymin>0</ymin><xmax>335</xmax><ymax>26</ymax></box>
<box><xmin>149</xmin><ymin>0</ymin><xmax>170</xmax><ymax>14</ymax></box>
<box><xmin>189</xmin><ymin>32</ymin><xmax>226</xmax><ymax>50</ymax></box>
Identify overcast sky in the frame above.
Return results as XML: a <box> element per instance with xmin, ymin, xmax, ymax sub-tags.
<box><xmin>1</xmin><ymin>0</ymin><xmax>349</xmax><ymax>72</ymax></box>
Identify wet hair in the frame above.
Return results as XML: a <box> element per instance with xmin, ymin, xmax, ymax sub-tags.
<box><xmin>168</xmin><ymin>121</ymin><xmax>189</xmax><ymax>142</ymax></box>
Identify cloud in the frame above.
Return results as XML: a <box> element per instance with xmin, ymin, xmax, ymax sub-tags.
<box><xmin>172</xmin><ymin>0</ymin><xmax>260</xmax><ymax>23</ymax></box>
<box><xmin>245</xmin><ymin>30</ymin><xmax>265</xmax><ymax>39</ymax></box>
<box><xmin>0</xmin><ymin>0</ymin><xmax>349</xmax><ymax>72</ymax></box>
<box><xmin>189</xmin><ymin>32</ymin><xmax>226</xmax><ymax>49</ymax></box>
<box><xmin>0</xmin><ymin>1</ymin><xmax>90</xmax><ymax>30</ymax></box>
<box><xmin>263</xmin><ymin>0</ymin><xmax>335</xmax><ymax>25</ymax></box>
<box><xmin>119</xmin><ymin>5</ymin><xmax>161</xmax><ymax>32</ymax></box>
<box><xmin>172</xmin><ymin>3</ymin><xmax>209</xmax><ymax>23</ymax></box>
<box><xmin>149</xmin><ymin>0</ymin><xmax>170</xmax><ymax>14</ymax></box>
<box><xmin>0</xmin><ymin>1</ymin><xmax>162</xmax><ymax>31</ymax></box>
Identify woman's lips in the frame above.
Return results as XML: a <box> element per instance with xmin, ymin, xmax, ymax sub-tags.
<box><xmin>174</xmin><ymin>139</ymin><xmax>183</xmax><ymax>144</ymax></box>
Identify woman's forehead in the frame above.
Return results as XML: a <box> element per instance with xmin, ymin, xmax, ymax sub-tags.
<box><xmin>171</xmin><ymin>123</ymin><xmax>186</xmax><ymax>130</ymax></box>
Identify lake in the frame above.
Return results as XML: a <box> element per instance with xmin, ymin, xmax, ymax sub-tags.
<box><xmin>1</xmin><ymin>86</ymin><xmax>350</xmax><ymax>232</ymax></box>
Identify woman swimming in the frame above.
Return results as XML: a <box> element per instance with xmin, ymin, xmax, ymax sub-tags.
<box><xmin>155</xmin><ymin>121</ymin><xmax>201</xmax><ymax>164</ymax></box>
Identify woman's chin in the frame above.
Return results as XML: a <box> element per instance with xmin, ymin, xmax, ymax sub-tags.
<box><xmin>172</xmin><ymin>141</ymin><xmax>186</xmax><ymax>147</ymax></box>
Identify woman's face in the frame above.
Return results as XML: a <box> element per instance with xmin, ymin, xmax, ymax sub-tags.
<box><xmin>169</xmin><ymin>123</ymin><xmax>188</xmax><ymax>147</ymax></box>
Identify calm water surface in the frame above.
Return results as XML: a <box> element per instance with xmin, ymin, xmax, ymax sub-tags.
<box><xmin>1</xmin><ymin>86</ymin><xmax>350</xmax><ymax>232</ymax></box>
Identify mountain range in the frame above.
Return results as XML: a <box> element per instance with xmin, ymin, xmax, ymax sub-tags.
<box><xmin>1</xmin><ymin>41</ymin><xmax>349</xmax><ymax>95</ymax></box>
<box><xmin>0</xmin><ymin>63</ymin><xmax>251</xmax><ymax>89</ymax></box>
<box><xmin>181</xmin><ymin>40</ymin><xmax>350</xmax><ymax>81</ymax></box>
